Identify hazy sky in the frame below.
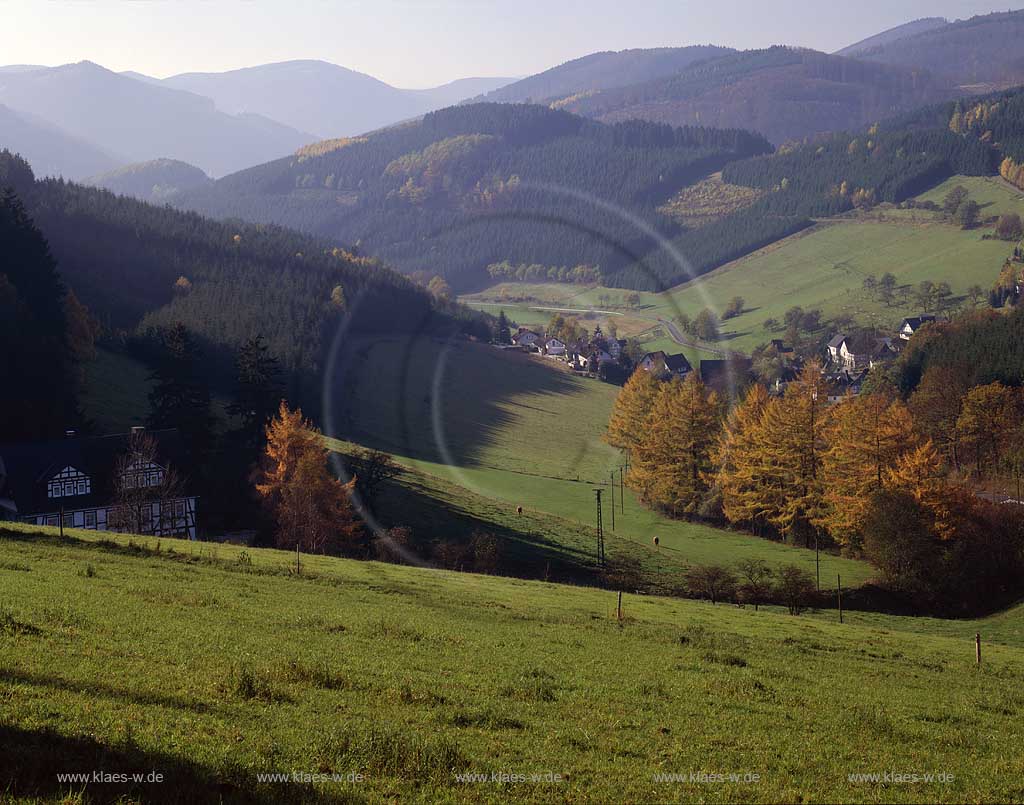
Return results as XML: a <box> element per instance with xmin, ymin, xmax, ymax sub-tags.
<box><xmin>1</xmin><ymin>0</ymin><xmax>1010</xmax><ymax>87</ymax></box>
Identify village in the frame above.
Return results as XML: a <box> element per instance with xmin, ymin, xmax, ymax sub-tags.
<box><xmin>504</xmin><ymin>313</ymin><xmax>939</xmax><ymax>400</ymax></box>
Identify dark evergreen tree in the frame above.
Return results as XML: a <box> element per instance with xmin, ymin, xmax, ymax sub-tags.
<box><xmin>0</xmin><ymin>187</ymin><xmax>77</xmax><ymax>442</ymax></box>
<box><xmin>147</xmin><ymin>323</ymin><xmax>214</xmax><ymax>462</ymax></box>
<box><xmin>496</xmin><ymin>311</ymin><xmax>511</xmax><ymax>345</ymax></box>
<box><xmin>227</xmin><ymin>334</ymin><xmax>283</xmax><ymax>454</ymax></box>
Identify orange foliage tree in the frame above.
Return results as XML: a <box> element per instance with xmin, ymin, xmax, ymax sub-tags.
<box><xmin>256</xmin><ymin>401</ymin><xmax>362</xmax><ymax>554</ymax></box>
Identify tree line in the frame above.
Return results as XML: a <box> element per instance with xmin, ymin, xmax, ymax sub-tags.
<box><xmin>606</xmin><ymin>361</ymin><xmax>1024</xmax><ymax>614</ymax></box>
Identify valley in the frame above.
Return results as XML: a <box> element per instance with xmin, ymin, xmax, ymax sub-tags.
<box><xmin>6</xmin><ymin>6</ymin><xmax>1024</xmax><ymax>802</ymax></box>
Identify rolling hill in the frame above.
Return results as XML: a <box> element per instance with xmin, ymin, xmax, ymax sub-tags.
<box><xmin>174</xmin><ymin>103</ymin><xmax>772</xmax><ymax>291</ymax></box>
<box><xmin>157</xmin><ymin>60</ymin><xmax>514</xmax><ymax>139</ymax></box>
<box><xmin>0</xmin><ymin>150</ymin><xmax>481</xmax><ymax>394</ymax></box>
<box><xmin>477</xmin><ymin>46</ymin><xmax>734</xmax><ymax>105</ymax></box>
<box><xmin>84</xmin><ymin>158</ymin><xmax>212</xmax><ymax>203</ymax></box>
<box><xmin>0</xmin><ymin>62</ymin><xmax>314</xmax><ymax>177</ymax></box>
<box><xmin>836</xmin><ymin>17</ymin><xmax>949</xmax><ymax>57</ymax></box>
<box><xmin>845</xmin><ymin>9</ymin><xmax>1024</xmax><ymax>89</ymax></box>
<box><xmin>0</xmin><ymin>103</ymin><xmax>121</xmax><ymax>179</ymax></box>
<box><xmin>2</xmin><ymin>524</ymin><xmax>1022</xmax><ymax>802</ymax></box>
<box><xmin>557</xmin><ymin>46</ymin><xmax>957</xmax><ymax>147</ymax></box>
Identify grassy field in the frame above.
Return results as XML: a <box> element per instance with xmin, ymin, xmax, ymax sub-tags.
<box><xmin>80</xmin><ymin>348</ymin><xmax>154</xmax><ymax>434</ymax></box>
<box><xmin>463</xmin><ymin>176</ymin><xmax>1024</xmax><ymax>358</ymax></box>
<box><xmin>2</xmin><ymin>525</ymin><xmax>1022</xmax><ymax>803</ymax></box>
<box><xmin>325</xmin><ymin>334</ymin><xmax>872</xmax><ymax>588</ymax></box>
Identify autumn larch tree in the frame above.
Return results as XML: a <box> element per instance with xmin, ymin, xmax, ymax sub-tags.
<box><xmin>956</xmin><ymin>382</ymin><xmax>1020</xmax><ymax>476</ymax></box>
<box><xmin>629</xmin><ymin>375</ymin><xmax>720</xmax><ymax>516</ymax></box>
<box><xmin>716</xmin><ymin>383</ymin><xmax>773</xmax><ymax>534</ymax></box>
<box><xmin>748</xmin><ymin>363</ymin><xmax>830</xmax><ymax>546</ymax></box>
<box><xmin>818</xmin><ymin>392</ymin><xmax>918</xmax><ymax>550</ymax></box>
<box><xmin>908</xmin><ymin>365</ymin><xmax>969</xmax><ymax>469</ymax></box>
<box><xmin>604</xmin><ymin>367</ymin><xmax>661</xmax><ymax>454</ymax></box>
<box><xmin>256</xmin><ymin>401</ymin><xmax>362</xmax><ymax>555</ymax></box>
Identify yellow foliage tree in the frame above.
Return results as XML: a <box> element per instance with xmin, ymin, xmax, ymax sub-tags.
<box><xmin>819</xmin><ymin>393</ymin><xmax>918</xmax><ymax>548</ymax></box>
<box><xmin>605</xmin><ymin>367</ymin><xmax>661</xmax><ymax>453</ymax></box>
<box><xmin>256</xmin><ymin>401</ymin><xmax>361</xmax><ymax>554</ymax></box>
<box><xmin>886</xmin><ymin>440</ymin><xmax>970</xmax><ymax>541</ymax></box>
<box><xmin>956</xmin><ymin>382</ymin><xmax>1019</xmax><ymax>475</ymax></box>
<box><xmin>629</xmin><ymin>375</ymin><xmax>720</xmax><ymax>515</ymax></box>
<box><xmin>744</xmin><ymin>364</ymin><xmax>830</xmax><ymax>545</ymax></box>
<box><xmin>716</xmin><ymin>383</ymin><xmax>773</xmax><ymax>531</ymax></box>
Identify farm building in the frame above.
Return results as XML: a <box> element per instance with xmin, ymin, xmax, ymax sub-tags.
<box><xmin>0</xmin><ymin>428</ymin><xmax>198</xmax><ymax>539</ymax></box>
<box><xmin>639</xmin><ymin>351</ymin><xmax>692</xmax><ymax>379</ymax></box>
<box><xmin>898</xmin><ymin>315</ymin><xmax>937</xmax><ymax>340</ymax></box>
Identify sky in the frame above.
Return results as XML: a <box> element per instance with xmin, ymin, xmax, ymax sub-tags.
<box><xmin>0</xmin><ymin>0</ymin><xmax>1011</xmax><ymax>88</ymax></box>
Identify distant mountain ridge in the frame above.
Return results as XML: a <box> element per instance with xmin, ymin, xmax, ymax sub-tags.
<box><xmin>0</xmin><ymin>104</ymin><xmax>122</xmax><ymax>178</ymax></box>
<box><xmin>0</xmin><ymin>61</ymin><xmax>314</xmax><ymax>177</ymax></box>
<box><xmin>555</xmin><ymin>46</ymin><xmax>957</xmax><ymax>146</ymax></box>
<box><xmin>84</xmin><ymin>158</ymin><xmax>212</xmax><ymax>202</ymax></box>
<box><xmin>157</xmin><ymin>60</ymin><xmax>515</xmax><ymax>139</ymax></box>
<box><xmin>836</xmin><ymin>18</ymin><xmax>949</xmax><ymax>57</ymax></box>
<box><xmin>477</xmin><ymin>46</ymin><xmax>734</xmax><ymax>104</ymax></box>
<box><xmin>842</xmin><ymin>9</ymin><xmax>1024</xmax><ymax>88</ymax></box>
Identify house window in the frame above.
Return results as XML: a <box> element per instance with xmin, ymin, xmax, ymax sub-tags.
<box><xmin>85</xmin><ymin>511</ymin><xmax>96</xmax><ymax>528</ymax></box>
<box><xmin>77</xmin><ymin>479</ymin><xmax>88</xmax><ymax>495</ymax></box>
<box><xmin>174</xmin><ymin>501</ymin><xmax>185</xmax><ymax>518</ymax></box>
<box><xmin>46</xmin><ymin>515</ymin><xmax>58</xmax><ymax>527</ymax></box>
<box><xmin>62</xmin><ymin>514</ymin><xmax>73</xmax><ymax>528</ymax></box>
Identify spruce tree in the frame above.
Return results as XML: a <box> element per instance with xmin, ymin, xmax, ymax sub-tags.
<box><xmin>147</xmin><ymin>323</ymin><xmax>214</xmax><ymax>462</ymax></box>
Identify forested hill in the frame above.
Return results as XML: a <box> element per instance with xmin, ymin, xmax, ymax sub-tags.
<box><xmin>609</xmin><ymin>86</ymin><xmax>1024</xmax><ymax>291</ymax></box>
<box><xmin>845</xmin><ymin>10</ymin><xmax>1024</xmax><ymax>88</ymax></box>
<box><xmin>175</xmin><ymin>103</ymin><xmax>772</xmax><ymax>291</ymax></box>
<box><xmin>475</xmin><ymin>46</ymin><xmax>734</xmax><ymax>105</ymax></box>
<box><xmin>557</xmin><ymin>47</ymin><xmax>957</xmax><ymax>147</ymax></box>
<box><xmin>0</xmin><ymin>151</ymin><xmax>483</xmax><ymax>384</ymax></box>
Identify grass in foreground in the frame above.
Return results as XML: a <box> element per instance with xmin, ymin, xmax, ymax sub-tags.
<box><xmin>1</xmin><ymin>526</ymin><xmax>1022</xmax><ymax>803</ymax></box>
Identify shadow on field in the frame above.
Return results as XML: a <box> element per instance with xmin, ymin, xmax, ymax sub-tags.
<box><xmin>373</xmin><ymin>472</ymin><xmax>600</xmax><ymax>584</ymax></box>
<box><xmin>325</xmin><ymin>334</ymin><xmax>581</xmax><ymax>469</ymax></box>
<box><xmin>0</xmin><ymin>668</ymin><xmax>214</xmax><ymax>714</ymax></box>
<box><xmin>0</xmin><ymin>725</ymin><xmax>359</xmax><ymax>804</ymax></box>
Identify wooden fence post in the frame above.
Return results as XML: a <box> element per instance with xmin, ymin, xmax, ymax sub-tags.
<box><xmin>617</xmin><ymin>590</ymin><xmax>623</xmax><ymax>622</ymax></box>
<box><xmin>976</xmin><ymin>632</ymin><xmax>982</xmax><ymax>665</ymax></box>
<box><xmin>837</xmin><ymin>574</ymin><xmax>843</xmax><ymax>624</ymax></box>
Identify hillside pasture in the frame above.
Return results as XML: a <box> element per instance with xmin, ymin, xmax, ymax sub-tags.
<box><xmin>325</xmin><ymin>335</ymin><xmax>871</xmax><ymax>587</ymax></box>
<box><xmin>0</xmin><ymin>526</ymin><xmax>1020</xmax><ymax>803</ymax></box>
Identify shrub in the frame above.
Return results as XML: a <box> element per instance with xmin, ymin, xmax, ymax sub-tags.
<box><xmin>996</xmin><ymin>213</ymin><xmax>1023</xmax><ymax>241</ymax></box>
<box><xmin>685</xmin><ymin>564</ymin><xmax>737</xmax><ymax>604</ymax></box>
<box><xmin>775</xmin><ymin>565</ymin><xmax>816</xmax><ymax>615</ymax></box>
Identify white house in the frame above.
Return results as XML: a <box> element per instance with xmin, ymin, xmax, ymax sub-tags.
<box><xmin>545</xmin><ymin>338</ymin><xmax>566</xmax><ymax>357</ymax></box>
<box><xmin>0</xmin><ymin>428</ymin><xmax>198</xmax><ymax>539</ymax></box>
<box><xmin>898</xmin><ymin>315</ymin><xmax>937</xmax><ymax>341</ymax></box>
<box><xmin>639</xmin><ymin>351</ymin><xmax>692</xmax><ymax>379</ymax></box>
<box><xmin>511</xmin><ymin>328</ymin><xmax>541</xmax><ymax>350</ymax></box>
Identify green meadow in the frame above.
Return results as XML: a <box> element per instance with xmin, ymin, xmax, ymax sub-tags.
<box><xmin>326</xmin><ymin>335</ymin><xmax>872</xmax><ymax>588</ymax></box>
<box><xmin>464</xmin><ymin>175</ymin><xmax>1024</xmax><ymax>357</ymax></box>
<box><xmin>2</xmin><ymin>526</ymin><xmax>1021</xmax><ymax>803</ymax></box>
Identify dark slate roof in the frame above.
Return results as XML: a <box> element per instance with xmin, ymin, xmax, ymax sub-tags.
<box><xmin>900</xmin><ymin>315</ymin><xmax>937</xmax><ymax>331</ymax></box>
<box><xmin>0</xmin><ymin>429</ymin><xmax>187</xmax><ymax>516</ymax></box>
<box><xmin>827</xmin><ymin>333</ymin><xmax>847</xmax><ymax>349</ymax></box>
<box><xmin>664</xmin><ymin>353</ymin><xmax>692</xmax><ymax>372</ymax></box>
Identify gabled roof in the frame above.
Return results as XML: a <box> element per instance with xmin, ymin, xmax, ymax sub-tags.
<box><xmin>0</xmin><ymin>429</ymin><xmax>187</xmax><ymax>516</ymax></box>
<box><xmin>664</xmin><ymin>353</ymin><xmax>692</xmax><ymax>373</ymax></box>
<box><xmin>827</xmin><ymin>333</ymin><xmax>847</xmax><ymax>349</ymax></box>
<box><xmin>900</xmin><ymin>315</ymin><xmax>937</xmax><ymax>331</ymax></box>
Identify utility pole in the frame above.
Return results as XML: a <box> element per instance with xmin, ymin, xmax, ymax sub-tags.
<box><xmin>619</xmin><ymin>466</ymin><xmax>625</xmax><ymax>514</ymax></box>
<box><xmin>815</xmin><ymin>533</ymin><xmax>820</xmax><ymax>591</ymax></box>
<box><xmin>837</xmin><ymin>574</ymin><xmax>843</xmax><ymax>624</ymax></box>
<box><xmin>606</xmin><ymin>473</ymin><xmax>614</xmax><ymax>528</ymax></box>
<box><xmin>594</xmin><ymin>488</ymin><xmax>605</xmax><ymax>566</ymax></box>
